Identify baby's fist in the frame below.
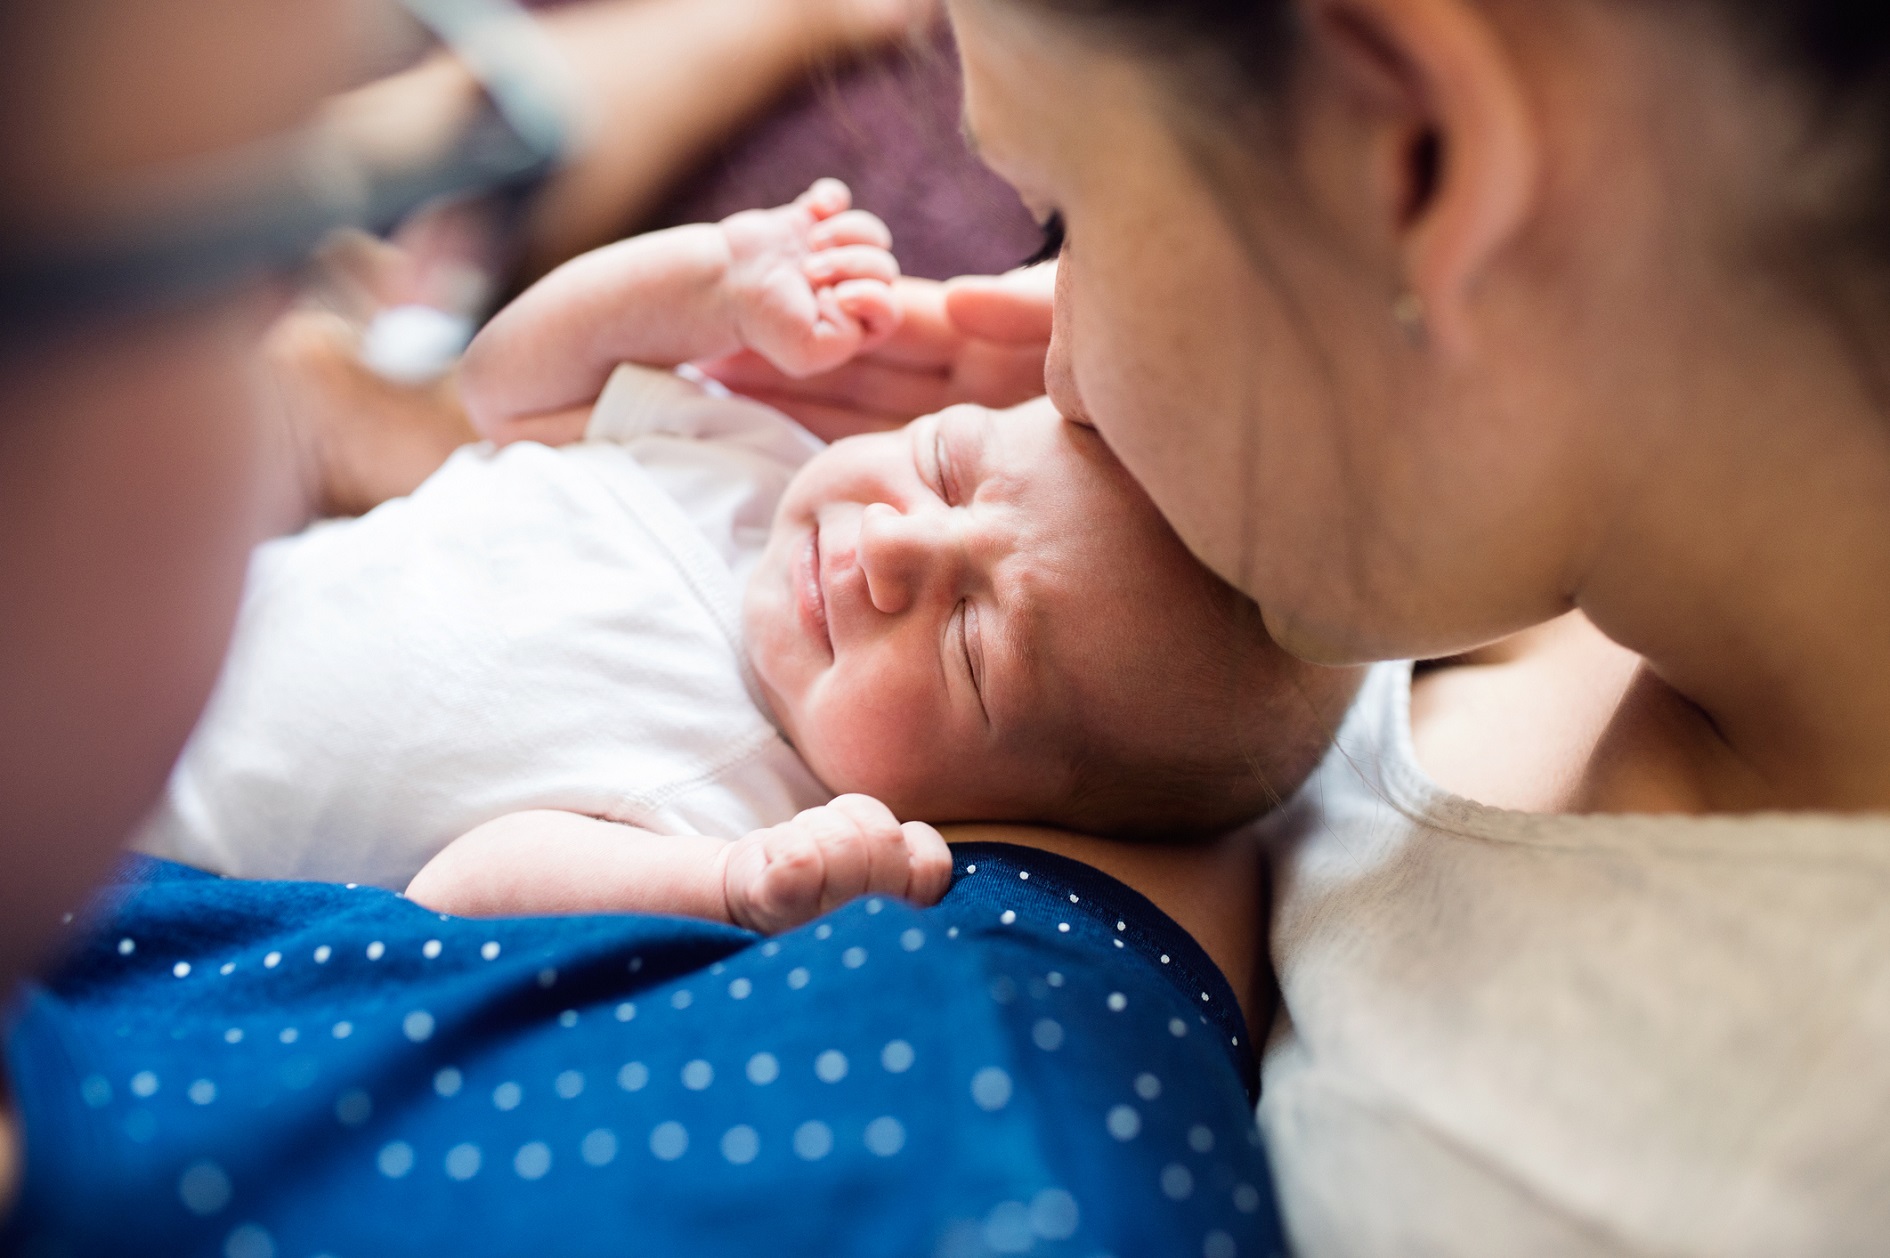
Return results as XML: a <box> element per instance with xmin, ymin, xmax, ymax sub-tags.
<box><xmin>719</xmin><ymin>179</ymin><xmax>901</xmax><ymax>379</ymax></box>
<box><xmin>720</xmin><ymin>794</ymin><xmax>952</xmax><ymax>934</ymax></box>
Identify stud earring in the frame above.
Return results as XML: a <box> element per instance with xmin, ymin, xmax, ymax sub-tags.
<box><xmin>1392</xmin><ymin>291</ymin><xmax>1428</xmax><ymax>348</ymax></box>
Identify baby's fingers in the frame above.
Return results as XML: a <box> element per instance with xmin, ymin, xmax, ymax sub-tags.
<box><xmin>822</xmin><ymin>794</ymin><xmax>913</xmax><ymax>907</ymax></box>
<box><xmin>794</xmin><ymin>178</ymin><xmax>853</xmax><ymax>220</ymax></box>
<box><xmin>826</xmin><ymin>796</ymin><xmax>950</xmax><ymax>908</ymax></box>
<box><xmin>901</xmin><ymin>821</ymin><xmax>953</xmax><ymax>907</ymax></box>
<box><xmin>804</xmin><ymin>245</ymin><xmax>900</xmax><ymax>288</ymax></box>
<box><xmin>833</xmin><ymin>279</ymin><xmax>900</xmax><ymax>347</ymax></box>
<box><xmin>810</xmin><ymin>209</ymin><xmax>893</xmax><ymax>251</ymax></box>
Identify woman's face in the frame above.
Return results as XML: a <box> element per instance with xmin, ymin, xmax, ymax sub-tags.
<box><xmin>948</xmin><ymin>0</ymin><xmax>1595</xmax><ymax>665</ymax></box>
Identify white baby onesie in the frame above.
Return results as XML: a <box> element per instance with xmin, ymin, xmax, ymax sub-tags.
<box><xmin>137</xmin><ymin>364</ymin><xmax>830</xmax><ymax>889</ymax></box>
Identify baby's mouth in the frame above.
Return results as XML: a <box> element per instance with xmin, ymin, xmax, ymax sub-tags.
<box><xmin>800</xmin><ymin>526</ymin><xmax>832</xmax><ymax>656</ymax></box>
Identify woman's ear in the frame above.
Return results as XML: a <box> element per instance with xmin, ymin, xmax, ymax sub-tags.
<box><xmin>1302</xmin><ymin>0</ymin><xmax>1537</xmax><ymax>357</ymax></box>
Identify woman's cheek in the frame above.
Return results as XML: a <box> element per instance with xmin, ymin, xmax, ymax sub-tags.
<box><xmin>1065</xmin><ymin>260</ymin><xmax>1260</xmax><ymax>597</ymax></box>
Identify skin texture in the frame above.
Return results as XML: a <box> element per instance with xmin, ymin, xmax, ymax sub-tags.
<box><xmin>702</xmin><ymin>265</ymin><xmax>1061</xmax><ymax>435</ymax></box>
<box><xmin>407</xmin><ymin>796</ymin><xmax>953</xmax><ymax>937</ymax></box>
<box><xmin>744</xmin><ymin>397</ymin><xmax>1347</xmax><ymax>825</ymax></box>
<box><xmin>950</xmin><ymin>0</ymin><xmax>1890</xmax><ymax>816</ymax></box>
<box><xmin>434</xmin><ymin>205</ymin><xmax>1352</xmax><ymax>944</ymax></box>
<box><xmin>461</xmin><ymin>180</ymin><xmax>900</xmax><ymax>445</ymax></box>
<box><xmin>464</xmin><ymin>199</ymin><xmax>1353</xmax><ymax>832</ymax></box>
<box><xmin>437</xmin><ymin>194</ymin><xmax>1341</xmax><ymax>968</ymax></box>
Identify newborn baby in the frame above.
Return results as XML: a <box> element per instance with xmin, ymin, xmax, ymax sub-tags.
<box><xmin>139</xmin><ymin>182</ymin><xmax>1332</xmax><ymax>933</ymax></box>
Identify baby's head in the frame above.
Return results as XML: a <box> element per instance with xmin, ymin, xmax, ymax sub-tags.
<box><xmin>744</xmin><ymin>399</ymin><xmax>1353</xmax><ymax>838</ymax></box>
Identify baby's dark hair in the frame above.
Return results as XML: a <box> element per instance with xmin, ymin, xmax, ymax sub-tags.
<box><xmin>1029</xmin><ymin>571</ymin><xmax>1348</xmax><ymax>843</ymax></box>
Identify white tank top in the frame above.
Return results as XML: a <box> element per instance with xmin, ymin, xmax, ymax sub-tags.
<box><xmin>138</xmin><ymin>365</ymin><xmax>829</xmax><ymax>889</ymax></box>
<box><xmin>1256</xmin><ymin>662</ymin><xmax>1890</xmax><ymax>1256</ymax></box>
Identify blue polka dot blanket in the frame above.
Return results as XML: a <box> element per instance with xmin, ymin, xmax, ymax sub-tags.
<box><xmin>2</xmin><ymin>844</ymin><xmax>1286</xmax><ymax>1258</ymax></box>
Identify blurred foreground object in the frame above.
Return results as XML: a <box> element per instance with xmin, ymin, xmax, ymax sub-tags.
<box><xmin>0</xmin><ymin>0</ymin><xmax>574</xmax><ymax>334</ymax></box>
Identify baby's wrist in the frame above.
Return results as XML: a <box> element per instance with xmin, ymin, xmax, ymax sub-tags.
<box><xmin>705</xmin><ymin>219</ymin><xmax>755</xmax><ymax>342</ymax></box>
<box><xmin>709</xmin><ymin>838</ymin><xmax>744</xmax><ymax>928</ymax></box>
<box><xmin>656</xmin><ymin>222</ymin><xmax>746</xmax><ymax>362</ymax></box>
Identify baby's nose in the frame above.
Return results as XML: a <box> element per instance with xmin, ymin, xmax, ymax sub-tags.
<box><xmin>857</xmin><ymin>503</ymin><xmax>945</xmax><ymax>615</ymax></box>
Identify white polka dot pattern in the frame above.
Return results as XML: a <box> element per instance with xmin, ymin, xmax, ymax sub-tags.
<box><xmin>580</xmin><ymin>1128</ymin><xmax>618</xmax><ymax>1167</ymax></box>
<box><xmin>67</xmin><ymin>848</ymin><xmax>1269</xmax><ymax>1256</ymax></box>
<box><xmin>720</xmin><ymin>1125</ymin><xmax>760</xmax><ymax>1165</ymax></box>
<box><xmin>377</xmin><ymin>1142</ymin><xmax>414</xmax><ymax>1179</ymax></box>
<box><xmin>863</xmin><ymin>1116</ymin><xmax>905</xmax><ymax>1157</ymax></box>
<box><xmin>514</xmin><ymin>1141</ymin><xmax>552</xmax><ymax>1179</ymax></box>
<box><xmin>649</xmin><ymin>1122</ymin><xmax>688</xmax><ymax>1162</ymax></box>
<box><xmin>1031</xmin><ymin>1189</ymin><xmax>1080</xmax><ymax>1240</ymax></box>
<box><xmin>178</xmin><ymin>1161</ymin><xmax>231</xmax><ymax>1215</ymax></box>
<box><xmin>792</xmin><ymin>1121</ymin><xmax>832</xmax><ymax>1161</ymax></box>
<box><xmin>970</xmin><ymin>1068</ymin><xmax>1012</xmax><ymax>1112</ymax></box>
<box><xmin>224</xmin><ymin>1223</ymin><xmax>275</xmax><ymax>1258</ymax></box>
<box><xmin>335</xmin><ymin>1090</ymin><xmax>372</xmax><ymax>1127</ymax></box>
<box><xmin>444</xmin><ymin>1143</ymin><xmax>481</xmax><ymax>1180</ymax></box>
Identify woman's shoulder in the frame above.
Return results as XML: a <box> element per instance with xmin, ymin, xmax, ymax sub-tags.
<box><xmin>1260</xmin><ymin>642</ymin><xmax>1890</xmax><ymax>1258</ymax></box>
<box><xmin>1267</xmin><ymin>638</ymin><xmax>1890</xmax><ymax>870</ymax></box>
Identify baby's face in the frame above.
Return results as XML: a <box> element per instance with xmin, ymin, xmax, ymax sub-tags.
<box><xmin>744</xmin><ymin>398</ymin><xmax>1241</xmax><ymax>821</ymax></box>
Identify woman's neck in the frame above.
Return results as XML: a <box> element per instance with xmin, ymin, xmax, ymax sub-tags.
<box><xmin>1419</xmin><ymin>301</ymin><xmax>1890</xmax><ymax>817</ymax></box>
<box><xmin>1573</xmin><ymin>322</ymin><xmax>1890</xmax><ymax>814</ymax></box>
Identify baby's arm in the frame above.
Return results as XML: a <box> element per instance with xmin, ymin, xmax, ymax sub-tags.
<box><xmin>459</xmin><ymin>179</ymin><xmax>899</xmax><ymax>446</ymax></box>
<box><xmin>406</xmin><ymin>795</ymin><xmax>952</xmax><ymax>933</ymax></box>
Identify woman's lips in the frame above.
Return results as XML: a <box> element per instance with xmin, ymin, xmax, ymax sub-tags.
<box><xmin>798</xmin><ymin>526</ymin><xmax>832</xmax><ymax>656</ymax></box>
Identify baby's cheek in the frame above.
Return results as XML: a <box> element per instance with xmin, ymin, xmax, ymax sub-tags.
<box><xmin>793</xmin><ymin>694</ymin><xmax>946</xmax><ymax>814</ymax></box>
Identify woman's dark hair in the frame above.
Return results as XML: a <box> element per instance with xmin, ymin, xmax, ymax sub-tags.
<box><xmin>1010</xmin><ymin>1</ymin><xmax>1890</xmax><ymax>113</ymax></box>
<box><xmin>1009</xmin><ymin>0</ymin><xmax>1890</xmax><ymax>265</ymax></box>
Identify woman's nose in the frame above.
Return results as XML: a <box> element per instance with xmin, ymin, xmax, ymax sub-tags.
<box><xmin>857</xmin><ymin>502</ymin><xmax>949</xmax><ymax>615</ymax></box>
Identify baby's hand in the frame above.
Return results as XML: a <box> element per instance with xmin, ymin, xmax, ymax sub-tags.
<box><xmin>718</xmin><ymin>179</ymin><xmax>901</xmax><ymax>379</ymax></box>
<box><xmin>719</xmin><ymin>794</ymin><xmax>952</xmax><ymax>934</ymax></box>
